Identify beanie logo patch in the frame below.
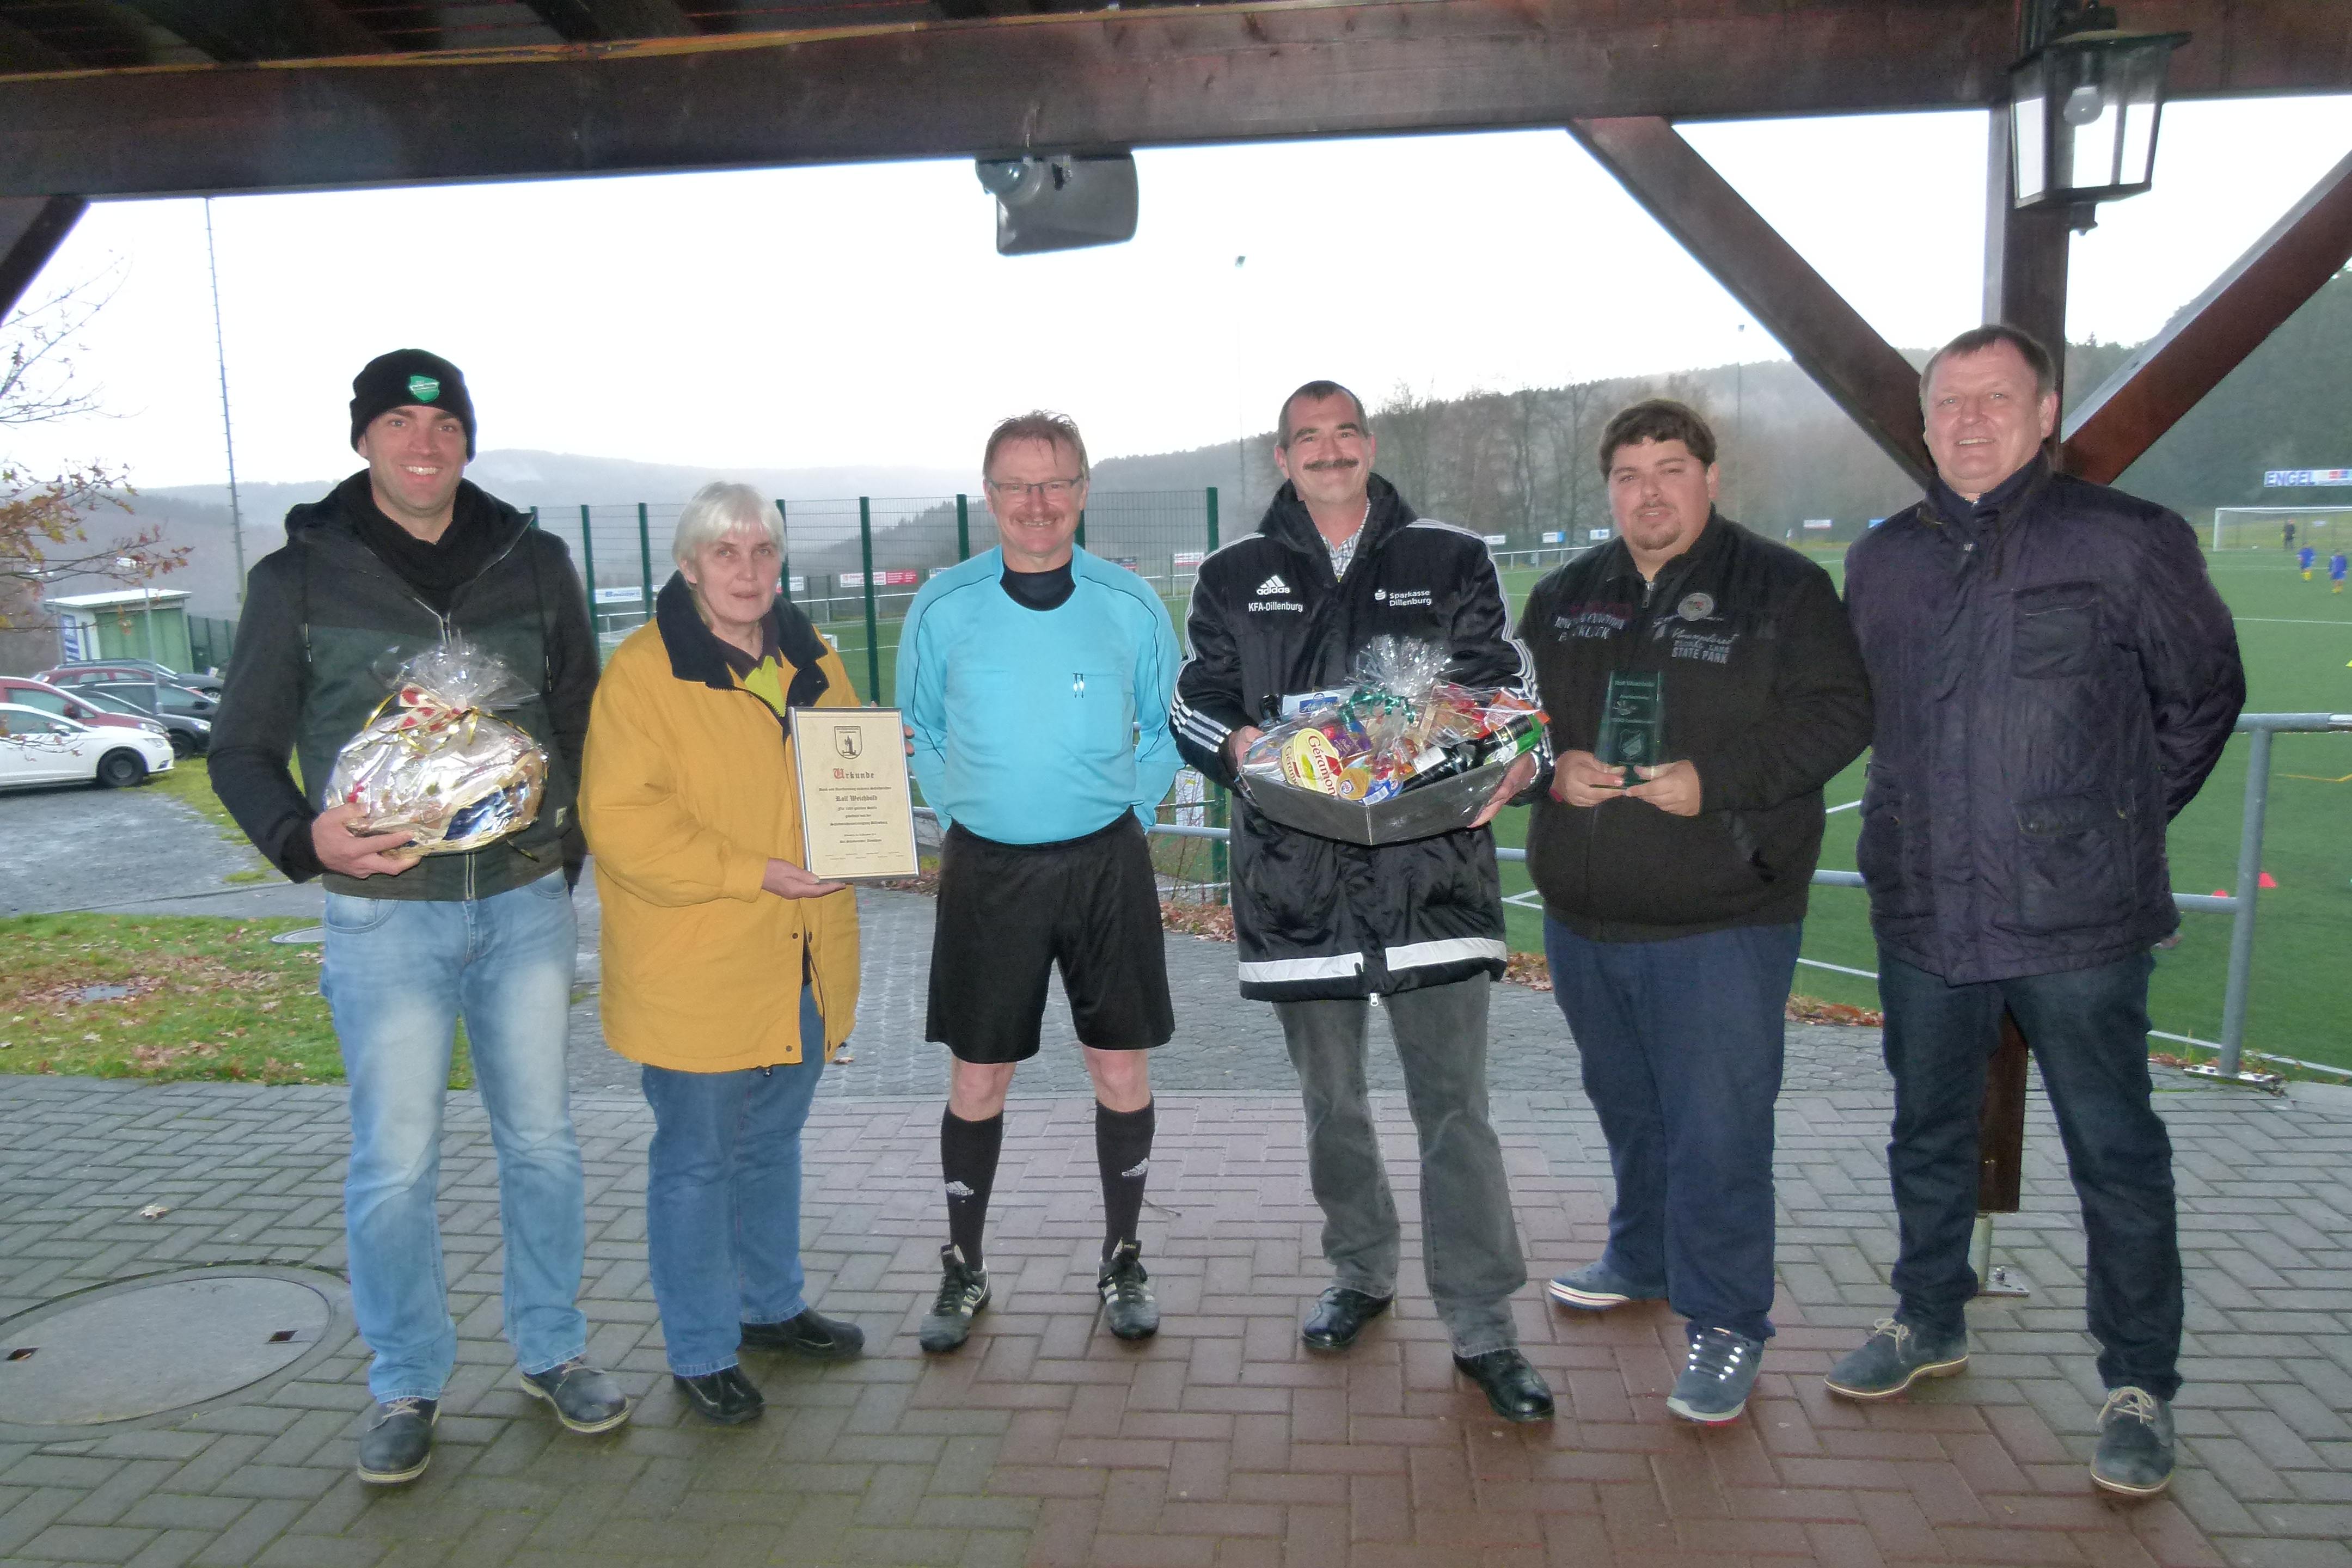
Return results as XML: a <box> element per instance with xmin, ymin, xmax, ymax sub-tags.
<box><xmin>407</xmin><ymin>375</ymin><xmax>441</xmax><ymax>403</ymax></box>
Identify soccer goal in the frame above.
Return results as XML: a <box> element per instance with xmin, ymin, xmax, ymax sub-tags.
<box><xmin>2210</xmin><ymin>505</ymin><xmax>2352</xmax><ymax>552</ymax></box>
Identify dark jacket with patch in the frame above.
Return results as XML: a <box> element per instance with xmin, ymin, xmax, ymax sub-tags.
<box><xmin>1171</xmin><ymin>475</ymin><xmax>1536</xmax><ymax>1002</ymax></box>
<box><xmin>1520</xmin><ymin>514</ymin><xmax>1872</xmax><ymax>941</ymax></box>
<box><xmin>209</xmin><ymin>476</ymin><xmax>598</xmax><ymax>902</ymax></box>
<box><xmin>1842</xmin><ymin>460</ymin><xmax>2244</xmax><ymax>984</ymax></box>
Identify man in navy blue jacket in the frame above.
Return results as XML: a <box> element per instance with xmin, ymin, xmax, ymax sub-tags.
<box><xmin>1834</xmin><ymin>326</ymin><xmax>2243</xmax><ymax>1499</ymax></box>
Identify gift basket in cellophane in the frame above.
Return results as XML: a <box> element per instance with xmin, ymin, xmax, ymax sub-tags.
<box><xmin>1236</xmin><ymin>636</ymin><xmax>1545</xmax><ymax>846</ymax></box>
<box><xmin>326</xmin><ymin>641</ymin><xmax>549</xmax><ymax>860</ymax></box>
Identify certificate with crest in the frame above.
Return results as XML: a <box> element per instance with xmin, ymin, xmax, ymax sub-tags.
<box><xmin>787</xmin><ymin>707</ymin><xmax>921</xmax><ymax>883</ymax></box>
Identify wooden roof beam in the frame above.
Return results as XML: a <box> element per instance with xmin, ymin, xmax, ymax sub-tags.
<box><xmin>2062</xmin><ymin>148</ymin><xmax>2352</xmax><ymax>485</ymax></box>
<box><xmin>0</xmin><ymin>17</ymin><xmax>75</xmax><ymax>73</ymax></box>
<box><xmin>113</xmin><ymin>1</ymin><xmax>383</xmax><ymax>62</ymax></box>
<box><xmin>1567</xmin><ymin>115</ymin><xmax>1933</xmax><ymax>489</ymax></box>
<box><xmin>0</xmin><ymin>0</ymin><xmax>2110</xmax><ymax>200</ymax></box>
<box><xmin>0</xmin><ymin>195</ymin><xmax>87</xmax><ymax>321</ymax></box>
<box><xmin>516</xmin><ymin>0</ymin><xmax>699</xmax><ymax>42</ymax></box>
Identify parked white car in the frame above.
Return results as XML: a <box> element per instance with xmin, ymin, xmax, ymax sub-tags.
<box><xmin>0</xmin><ymin>702</ymin><xmax>177</xmax><ymax>790</ymax></box>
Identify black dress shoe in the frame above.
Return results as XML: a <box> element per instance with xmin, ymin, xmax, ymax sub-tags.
<box><xmin>739</xmin><ymin>1307</ymin><xmax>866</xmax><ymax>1362</ymax></box>
<box><xmin>1453</xmin><ymin>1348</ymin><xmax>1554</xmax><ymax>1424</ymax></box>
<box><xmin>673</xmin><ymin>1365</ymin><xmax>764</xmax><ymax>1425</ymax></box>
<box><xmin>1300</xmin><ymin>1286</ymin><xmax>1394</xmax><ymax>1352</ymax></box>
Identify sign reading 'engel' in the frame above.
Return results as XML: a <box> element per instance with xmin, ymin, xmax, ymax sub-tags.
<box><xmin>2265</xmin><ymin>468</ymin><xmax>2352</xmax><ymax>488</ymax></box>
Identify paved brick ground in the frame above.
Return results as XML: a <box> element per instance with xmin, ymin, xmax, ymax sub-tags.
<box><xmin>5</xmin><ymin>1063</ymin><xmax>2350</xmax><ymax>1568</ymax></box>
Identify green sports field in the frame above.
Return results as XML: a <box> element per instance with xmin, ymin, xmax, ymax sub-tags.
<box><xmin>818</xmin><ymin>546</ymin><xmax>2352</xmax><ymax>1074</ymax></box>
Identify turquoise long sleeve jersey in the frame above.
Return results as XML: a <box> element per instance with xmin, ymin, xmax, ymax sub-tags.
<box><xmin>896</xmin><ymin>546</ymin><xmax>1184</xmax><ymax>845</ymax></box>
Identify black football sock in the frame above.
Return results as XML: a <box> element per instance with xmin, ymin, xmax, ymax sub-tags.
<box><xmin>1096</xmin><ymin>1099</ymin><xmax>1156</xmax><ymax>1263</ymax></box>
<box><xmin>941</xmin><ymin>1109</ymin><xmax>1003</xmax><ymax>1271</ymax></box>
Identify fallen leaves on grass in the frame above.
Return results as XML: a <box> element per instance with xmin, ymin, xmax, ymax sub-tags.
<box><xmin>0</xmin><ymin>914</ymin><xmax>338</xmax><ymax>1085</ymax></box>
<box><xmin>1786</xmin><ymin>995</ymin><xmax>1886</xmax><ymax>1027</ymax></box>
<box><xmin>1161</xmin><ymin>900</ymin><xmax>1235</xmax><ymax>941</ymax></box>
<box><xmin>1504</xmin><ymin>951</ymin><xmax>1553</xmax><ymax>991</ymax></box>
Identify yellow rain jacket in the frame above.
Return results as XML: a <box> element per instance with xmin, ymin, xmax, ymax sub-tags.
<box><xmin>581</xmin><ymin>573</ymin><xmax>861</xmax><ymax>1070</ymax></box>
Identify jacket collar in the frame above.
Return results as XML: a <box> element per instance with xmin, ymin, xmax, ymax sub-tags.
<box><xmin>1596</xmin><ymin>509</ymin><xmax>1730</xmax><ymax>593</ymax></box>
<box><xmin>1258</xmin><ymin>472</ymin><xmax>1416</xmax><ymax>564</ymax></box>
<box><xmin>654</xmin><ymin>571</ymin><xmax>832</xmax><ymax>709</ymax></box>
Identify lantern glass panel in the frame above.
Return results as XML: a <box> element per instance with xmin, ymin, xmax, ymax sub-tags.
<box><xmin>2011</xmin><ymin>53</ymin><xmax>2049</xmax><ymax>204</ymax></box>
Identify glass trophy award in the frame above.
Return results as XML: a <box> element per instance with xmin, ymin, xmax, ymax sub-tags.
<box><xmin>1595</xmin><ymin>670</ymin><xmax>1665</xmax><ymax>770</ymax></box>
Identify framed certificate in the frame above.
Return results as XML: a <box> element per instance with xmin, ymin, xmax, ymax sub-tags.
<box><xmin>787</xmin><ymin>706</ymin><xmax>921</xmax><ymax>883</ymax></box>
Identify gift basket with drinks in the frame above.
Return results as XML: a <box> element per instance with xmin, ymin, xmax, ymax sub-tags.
<box><xmin>1235</xmin><ymin>636</ymin><xmax>1546</xmax><ymax>846</ymax></box>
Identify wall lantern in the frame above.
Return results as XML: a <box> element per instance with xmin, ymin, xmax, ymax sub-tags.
<box><xmin>2009</xmin><ymin>1</ymin><xmax>2188</xmax><ymax>228</ymax></box>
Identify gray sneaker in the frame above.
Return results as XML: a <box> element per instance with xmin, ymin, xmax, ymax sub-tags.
<box><xmin>1824</xmin><ymin>1318</ymin><xmax>1968</xmax><ymax>1400</ymax></box>
<box><xmin>356</xmin><ymin>1396</ymin><xmax>436</xmax><ymax>1485</ymax></box>
<box><xmin>1546</xmin><ymin>1258</ymin><xmax>1668</xmax><ymax>1312</ymax></box>
<box><xmin>2092</xmin><ymin>1387</ymin><xmax>2176</xmax><ymax>1497</ymax></box>
<box><xmin>519</xmin><ymin>1358</ymin><xmax>631</xmax><ymax>1434</ymax></box>
<box><xmin>1667</xmin><ymin>1326</ymin><xmax>1765</xmax><ymax>1425</ymax></box>
<box><xmin>918</xmin><ymin>1244</ymin><xmax>990</xmax><ymax>1353</ymax></box>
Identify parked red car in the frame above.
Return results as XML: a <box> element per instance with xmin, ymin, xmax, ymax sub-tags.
<box><xmin>0</xmin><ymin>676</ymin><xmax>168</xmax><ymax>741</ymax></box>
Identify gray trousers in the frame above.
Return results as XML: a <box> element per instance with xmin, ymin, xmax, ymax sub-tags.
<box><xmin>1273</xmin><ymin>975</ymin><xmax>1527</xmax><ymax>1355</ymax></box>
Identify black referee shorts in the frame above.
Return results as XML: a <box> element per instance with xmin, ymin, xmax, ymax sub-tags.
<box><xmin>926</xmin><ymin>813</ymin><xmax>1174</xmax><ymax>1065</ymax></box>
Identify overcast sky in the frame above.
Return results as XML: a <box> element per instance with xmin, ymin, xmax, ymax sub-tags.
<box><xmin>9</xmin><ymin>96</ymin><xmax>2350</xmax><ymax>491</ymax></box>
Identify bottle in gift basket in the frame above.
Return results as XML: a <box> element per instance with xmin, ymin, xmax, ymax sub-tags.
<box><xmin>1395</xmin><ymin>705</ymin><xmax>1544</xmax><ymax>793</ymax></box>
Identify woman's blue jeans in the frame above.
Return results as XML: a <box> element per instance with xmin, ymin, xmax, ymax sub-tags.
<box><xmin>320</xmin><ymin>872</ymin><xmax>587</xmax><ymax>1404</ymax></box>
<box><xmin>640</xmin><ymin>987</ymin><xmax>827</xmax><ymax>1377</ymax></box>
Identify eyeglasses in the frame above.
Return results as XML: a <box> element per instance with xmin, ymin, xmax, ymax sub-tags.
<box><xmin>986</xmin><ymin>476</ymin><xmax>1083</xmax><ymax>502</ymax></box>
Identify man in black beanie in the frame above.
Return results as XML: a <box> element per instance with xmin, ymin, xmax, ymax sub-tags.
<box><xmin>211</xmin><ymin>351</ymin><xmax>623</xmax><ymax>1485</ymax></box>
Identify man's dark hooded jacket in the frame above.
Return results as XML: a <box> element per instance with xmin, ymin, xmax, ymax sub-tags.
<box><xmin>1171</xmin><ymin>474</ymin><xmax>1537</xmax><ymax>1002</ymax></box>
<box><xmin>210</xmin><ymin>474</ymin><xmax>598</xmax><ymax>902</ymax></box>
<box><xmin>1842</xmin><ymin>458</ymin><xmax>2244</xmax><ymax>985</ymax></box>
<box><xmin>1518</xmin><ymin>512</ymin><xmax>1873</xmax><ymax>942</ymax></box>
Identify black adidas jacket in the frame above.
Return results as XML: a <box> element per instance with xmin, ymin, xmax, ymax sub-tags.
<box><xmin>1519</xmin><ymin>513</ymin><xmax>1872</xmax><ymax>941</ymax></box>
<box><xmin>1172</xmin><ymin>475</ymin><xmax>1536</xmax><ymax>1002</ymax></box>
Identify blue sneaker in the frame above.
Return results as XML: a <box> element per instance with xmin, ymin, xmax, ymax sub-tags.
<box><xmin>1666</xmin><ymin>1326</ymin><xmax>1765</xmax><ymax>1425</ymax></box>
<box><xmin>1546</xmin><ymin>1258</ymin><xmax>1667</xmax><ymax>1312</ymax></box>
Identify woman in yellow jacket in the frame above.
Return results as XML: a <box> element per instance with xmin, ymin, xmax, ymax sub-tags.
<box><xmin>580</xmin><ymin>482</ymin><xmax>863</xmax><ymax>1426</ymax></box>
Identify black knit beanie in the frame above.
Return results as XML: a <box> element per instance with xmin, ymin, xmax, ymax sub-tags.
<box><xmin>349</xmin><ymin>350</ymin><xmax>476</xmax><ymax>458</ymax></box>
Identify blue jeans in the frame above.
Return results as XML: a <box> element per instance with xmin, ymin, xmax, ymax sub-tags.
<box><xmin>320</xmin><ymin>873</ymin><xmax>587</xmax><ymax>1403</ymax></box>
<box><xmin>641</xmin><ymin>988</ymin><xmax>827</xmax><ymax>1377</ymax></box>
<box><xmin>1543</xmin><ymin>917</ymin><xmax>1799</xmax><ymax>1343</ymax></box>
<box><xmin>1877</xmin><ymin>949</ymin><xmax>2180</xmax><ymax>1398</ymax></box>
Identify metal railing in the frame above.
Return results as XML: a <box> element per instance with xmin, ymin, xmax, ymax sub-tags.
<box><xmin>1110</xmin><ymin>711</ymin><xmax>2352</xmax><ymax>1083</ymax></box>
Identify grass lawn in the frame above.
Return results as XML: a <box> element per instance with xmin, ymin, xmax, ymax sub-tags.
<box><xmin>0</xmin><ymin>912</ymin><xmax>476</xmax><ymax>1088</ymax></box>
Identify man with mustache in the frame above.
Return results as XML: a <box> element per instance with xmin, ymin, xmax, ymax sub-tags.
<box><xmin>1172</xmin><ymin>380</ymin><xmax>1553</xmax><ymax>1424</ymax></box>
<box><xmin>1834</xmin><ymin>326</ymin><xmax>2243</xmax><ymax>1498</ymax></box>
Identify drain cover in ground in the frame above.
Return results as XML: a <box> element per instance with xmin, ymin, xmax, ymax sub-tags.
<box><xmin>0</xmin><ymin>1275</ymin><xmax>332</xmax><ymax>1426</ymax></box>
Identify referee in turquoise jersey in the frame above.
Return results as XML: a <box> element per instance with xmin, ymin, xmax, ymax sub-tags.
<box><xmin>896</xmin><ymin>411</ymin><xmax>1183</xmax><ymax>1353</ymax></box>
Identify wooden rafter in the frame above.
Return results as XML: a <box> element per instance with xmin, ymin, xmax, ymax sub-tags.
<box><xmin>516</xmin><ymin>0</ymin><xmax>699</xmax><ymax>42</ymax></box>
<box><xmin>0</xmin><ymin>195</ymin><xmax>87</xmax><ymax>320</ymax></box>
<box><xmin>2062</xmin><ymin>148</ymin><xmax>2352</xmax><ymax>486</ymax></box>
<box><xmin>1566</xmin><ymin>116</ymin><xmax>1933</xmax><ymax>489</ymax></box>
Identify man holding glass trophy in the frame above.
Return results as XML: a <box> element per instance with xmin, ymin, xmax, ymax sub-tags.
<box><xmin>1515</xmin><ymin>399</ymin><xmax>1872</xmax><ymax>1426</ymax></box>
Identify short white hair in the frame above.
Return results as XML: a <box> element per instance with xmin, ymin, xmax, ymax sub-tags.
<box><xmin>672</xmin><ymin>482</ymin><xmax>784</xmax><ymax>566</ymax></box>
